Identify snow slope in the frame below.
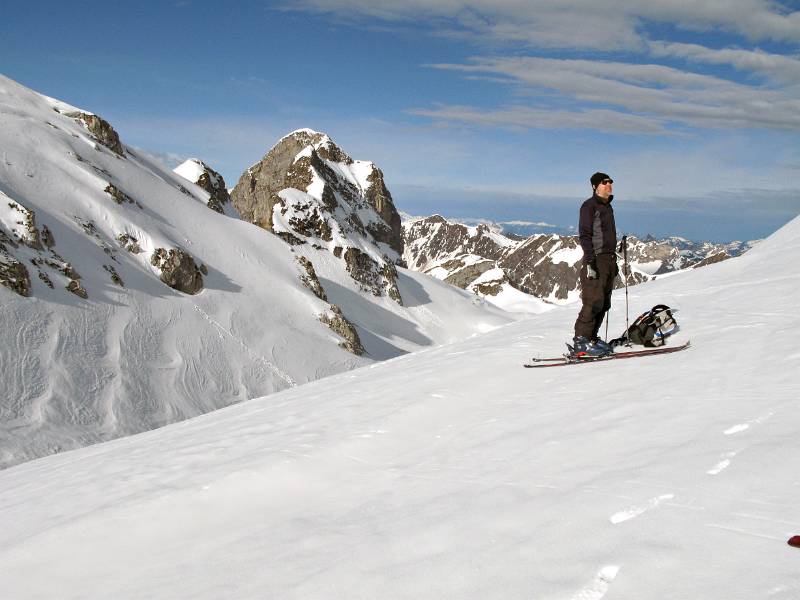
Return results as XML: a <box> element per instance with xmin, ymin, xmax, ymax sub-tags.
<box><xmin>1</xmin><ymin>207</ymin><xmax>798</xmax><ymax>597</ymax></box>
<box><xmin>0</xmin><ymin>75</ymin><xmax>512</xmax><ymax>467</ymax></box>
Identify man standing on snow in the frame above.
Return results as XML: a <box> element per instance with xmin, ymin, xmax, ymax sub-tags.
<box><xmin>572</xmin><ymin>172</ymin><xmax>618</xmax><ymax>356</ymax></box>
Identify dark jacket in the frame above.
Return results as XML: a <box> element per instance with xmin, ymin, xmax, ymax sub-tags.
<box><xmin>578</xmin><ymin>194</ymin><xmax>617</xmax><ymax>262</ymax></box>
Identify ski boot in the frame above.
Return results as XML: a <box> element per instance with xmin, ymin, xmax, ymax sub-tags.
<box><xmin>568</xmin><ymin>336</ymin><xmax>613</xmax><ymax>358</ymax></box>
<box><xmin>591</xmin><ymin>337</ymin><xmax>613</xmax><ymax>354</ymax></box>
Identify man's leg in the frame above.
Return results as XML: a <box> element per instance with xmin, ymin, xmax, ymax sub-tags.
<box><xmin>575</xmin><ymin>262</ymin><xmax>605</xmax><ymax>339</ymax></box>
<box><xmin>590</xmin><ymin>254</ymin><xmax>616</xmax><ymax>340</ymax></box>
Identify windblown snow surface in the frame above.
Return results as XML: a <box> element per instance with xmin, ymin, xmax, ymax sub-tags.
<box><xmin>1</xmin><ymin>205</ymin><xmax>799</xmax><ymax>597</ymax></box>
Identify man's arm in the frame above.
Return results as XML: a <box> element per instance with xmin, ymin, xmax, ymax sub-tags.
<box><xmin>578</xmin><ymin>201</ymin><xmax>595</xmax><ymax>262</ymax></box>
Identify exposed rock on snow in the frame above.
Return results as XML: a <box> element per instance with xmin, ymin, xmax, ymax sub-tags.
<box><xmin>692</xmin><ymin>252</ymin><xmax>728</xmax><ymax>268</ymax></box>
<box><xmin>116</xmin><ymin>233</ymin><xmax>143</xmax><ymax>254</ymax></box>
<box><xmin>319</xmin><ymin>304</ymin><xmax>364</xmax><ymax>355</ymax></box>
<box><xmin>69</xmin><ymin>112</ymin><xmax>125</xmax><ymax>156</ymax></box>
<box><xmin>104</xmin><ymin>183</ymin><xmax>136</xmax><ymax>206</ymax></box>
<box><xmin>2</xmin><ymin>198</ymin><xmax>44</xmax><ymax>250</ymax></box>
<box><xmin>363</xmin><ymin>167</ymin><xmax>402</xmax><ymax>255</ymax></box>
<box><xmin>103</xmin><ymin>264</ymin><xmax>124</xmax><ymax>287</ymax></box>
<box><xmin>66</xmin><ymin>278</ymin><xmax>88</xmax><ymax>299</ymax></box>
<box><xmin>0</xmin><ymin>195</ymin><xmax>86</xmax><ymax>297</ymax></box>
<box><xmin>173</xmin><ymin>159</ymin><xmax>232</xmax><ymax>214</ymax></box>
<box><xmin>343</xmin><ymin>247</ymin><xmax>402</xmax><ymax>303</ymax></box>
<box><xmin>443</xmin><ymin>259</ymin><xmax>497</xmax><ymax>289</ymax></box>
<box><xmin>41</xmin><ymin>225</ymin><xmax>55</xmax><ymax>248</ymax></box>
<box><xmin>150</xmin><ymin>247</ymin><xmax>204</xmax><ymax>295</ymax></box>
<box><xmin>296</xmin><ymin>256</ymin><xmax>327</xmax><ymax>301</ymax></box>
<box><xmin>0</xmin><ymin>251</ymin><xmax>30</xmax><ymax>296</ymax></box>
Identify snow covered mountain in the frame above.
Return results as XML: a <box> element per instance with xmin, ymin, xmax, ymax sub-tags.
<box><xmin>403</xmin><ymin>214</ymin><xmax>756</xmax><ymax>309</ymax></box>
<box><xmin>1</xmin><ymin>210</ymin><xmax>798</xmax><ymax>598</ymax></box>
<box><xmin>0</xmin><ymin>75</ymin><xmax>512</xmax><ymax>468</ymax></box>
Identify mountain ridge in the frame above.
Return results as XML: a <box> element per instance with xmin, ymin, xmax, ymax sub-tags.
<box><xmin>402</xmin><ymin>213</ymin><xmax>757</xmax><ymax>310</ymax></box>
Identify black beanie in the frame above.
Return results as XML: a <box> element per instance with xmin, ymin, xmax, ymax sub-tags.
<box><xmin>590</xmin><ymin>172</ymin><xmax>612</xmax><ymax>189</ymax></box>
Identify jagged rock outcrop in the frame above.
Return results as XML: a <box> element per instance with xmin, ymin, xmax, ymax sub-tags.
<box><xmin>3</xmin><ymin>200</ymin><xmax>43</xmax><ymax>250</ymax></box>
<box><xmin>231</xmin><ymin>129</ymin><xmax>404</xmax><ymax>303</ymax></box>
<box><xmin>343</xmin><ymin>247</ymin><xmax>402</xmax><ymax>303</ymax></box>
<box><xmin>66</xmin><ymin>278</ymin><xmax>88</xmax><ymax>299</ymax></box>
<box><xmin>103</xmin><ymin>264</ymin><xmax>124</xmax><ymax>287</ymax></box>
<box><xmin>150</xmin><ymin>248</ymin><xmax>204</xmax><ymax>295</ymax></box>
<box><xmin>364</xmin><ymin>168</ymin><xmax>403</xmax><ymax>255</ymax></box>
<box><xmin>104</xmin><ymin>184</ymin><xmax>136</xmax><ymax>206</ymax></box>
<box><xmin>443</xmin><ymin>259</ymin><xmax>496</xmax><ymax>289</ymax></box>
<box><xmin>0</xmin><ymin>196</ymin><xmax>83</xmax><ymax>297</ymax></box>
<box><xmin>173</xmin><ymin>159</ymin><xmax>232</xmax><ymax>214</ymax></box>
<box><xmin>116</xmin><ymin>233</ymin><xmax>143</xmax><ymax>254</ymax></box>
<box><xmin>232</xmin><ymin>129</ymin><xmax>324</xmax><ymax>231</ymax></box>
<box><xmin>297</xmin><ymin>256</ymin><xmax>327</xmax><ymax>301</ymax></box>
<box><xmin>0</xmin><ymin>251</ymin><xmax>31</xmax><ymax>296</ymax></box>
<box><xmin>692</xmin><ymin>252</ymin><xmax>729</xmax><ymax>269</ymax></box>
<box><xmin>68</xmin><ymin>112</ymin><xmax>125</xmax><ymax>156</ymax></box>
<box><xmin>319</xmin><ymin>305</ymin><xmax>365</xmax><ymax>355</ymax></box>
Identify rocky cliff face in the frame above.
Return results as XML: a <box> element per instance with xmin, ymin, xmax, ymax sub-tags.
<box><xmin>231</xmin><ymin>129</ymin><xmax>405</xmax><ymax>312</ymax></box>
<box><xmin>404</xmin><ymin>214</ymin><xmax>755</xmax><ymax>304</ymax></box>
<box><xmin>68</xmin><ymin>111</ymin><xmax>125</xmax><ymax>156</ymax></box>
<box><xmin>173</xmin><ymin>159</ymin><xmax>234</xmax><ymax>215</ymax></box>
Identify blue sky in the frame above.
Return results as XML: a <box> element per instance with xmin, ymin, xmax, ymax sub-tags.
<box><xmin>3</xmin><ymin>0</ymin><xmax>799</xmax><ymax>242</ymax></box>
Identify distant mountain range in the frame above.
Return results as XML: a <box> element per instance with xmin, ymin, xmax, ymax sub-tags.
<box><xmin>402</xmin><ymin>214</ymin><xmax>758</xmax><ymax>310</ymax></box>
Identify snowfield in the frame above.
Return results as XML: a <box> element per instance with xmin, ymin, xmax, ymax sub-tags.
<box><xmin>1</xmin><ymin>204</ymin><xmax>798</xmax><ymax>598</ymax></box>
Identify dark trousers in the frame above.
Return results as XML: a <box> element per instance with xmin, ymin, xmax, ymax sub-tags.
<box><xmin>574</xmin><ymin>253</ymin><xmax>617</xmax><ymax>340</ymax></box>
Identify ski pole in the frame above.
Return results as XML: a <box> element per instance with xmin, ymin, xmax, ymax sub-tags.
<box><xmin>620</xmin><ymin>235</ymin><xmax>630</xmax><ymax>343</ymax></box>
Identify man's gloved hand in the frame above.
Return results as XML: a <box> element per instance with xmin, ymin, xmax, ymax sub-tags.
<box><xmin>586</xmin><ymin>259</ymin><xmax>598</xmax><ymax>280</ymax></box>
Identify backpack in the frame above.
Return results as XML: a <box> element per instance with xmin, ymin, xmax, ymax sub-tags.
<box><xmin>621</xmin><ymin>304</ymin><xmax>678</xmax><ymax>347</ymax></box>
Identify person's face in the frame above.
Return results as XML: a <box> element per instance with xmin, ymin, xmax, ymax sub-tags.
<box><xmin>595</xmin><ymin>178</ymin><xmax>613</xmax><ymax>199</ymax></box>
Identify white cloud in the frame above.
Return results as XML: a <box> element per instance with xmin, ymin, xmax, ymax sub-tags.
<box><xmin>284</xmin><ymin>1</ymin><xmax>800</xmax><ymax>49</ymax></box>
<box><xmin>409</xmin><ymin>104</ymin><xmax>669</xmax><ymax>134</ymax></box>
<box><xmin>423</xmin><ymin>56</ymin><xmax>800</xmax><ymax>131</ymax></box>
<box><xmin>648</xmin><ymin>41</ymin><xmax>800</xmax><ymax>86</ymax></box>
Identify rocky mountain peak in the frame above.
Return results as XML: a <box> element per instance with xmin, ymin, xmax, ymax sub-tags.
<box><xmin>231</xmin><ymin>129</ymin><xmax>405</xmax><ymax>302</ymax></box>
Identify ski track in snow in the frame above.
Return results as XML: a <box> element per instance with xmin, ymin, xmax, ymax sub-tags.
<box><xmin>609</xmin><ymin>494</ymin><xmax>675</xmax><ymax>524</ymax></box>
<box><xmin>567</xmin><ymin>566</ymin><xmax>620</xmax><ymax>600</ymax></box>
<box><xmin>724</xmin><ymin>424</ymin><xmax>750</xmax><ymax>435</ymax></box>
<box><xmin>192</xmin><ymin>305</ymin><xmax>296</xmax><ymax>388</ymax></box>
<box><xmin>724</xmin><ymin>411</ymin><xmax>774</xmax><ymax>435</ymax></box>
<box><xmin>707</xmin><ymin>451</ymin><xmax>738</xmax><ymax>475</ymax></box>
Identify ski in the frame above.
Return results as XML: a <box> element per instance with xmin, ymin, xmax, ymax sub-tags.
<box><xmin>524</xmin><ymin>340</ymin><xmax>691</xmax><ymax>368</ymax></box>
